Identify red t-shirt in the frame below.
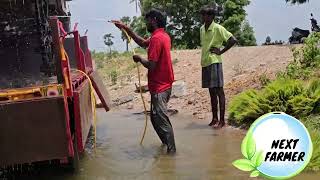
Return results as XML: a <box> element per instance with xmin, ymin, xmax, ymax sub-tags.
<box><xmin>147</xmin><ymin>28</ymin><xmax>174</xmax><ymax>93</ymax></box>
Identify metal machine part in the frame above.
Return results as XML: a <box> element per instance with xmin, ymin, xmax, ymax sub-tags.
<box><xmin>0</xmin><ymin>0</ymin><xmax>71</xmax><ymax>89</ymax></box>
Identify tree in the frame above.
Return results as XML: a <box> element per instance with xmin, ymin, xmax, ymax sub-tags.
<box><xmin>103</xmin><ymin>33</ymin><xmax>114</xmax><ymax>54</ymax></box>
<box><xmin>285</xmin><ymin>0</ymin><xmax>309</xmax><ymax>4</ymax></box>
<box><xmin>130</xmin><ymin>0</ymin><xmax>143</xmax><ymax>12</ymax></box>
<box><xmin>118</xmin><ymin>15</ymin><xmax>149</xmax><ymax>50</ymax></box>
<box><xmin>130</xmin><ymin>16</ymin><xmax>150</xmax><ymax>39</ymax></box>
<box><xmin>134</xmin><ymin>0</ymin><xmax>255</xmax><ymax>48</ymax></box>
<box><xmin>237</xmin><ymin>20</ymin><xmax>257</xmax><ymax>46</ymax></box>
<box><xmin>120</xmin><ymin>16</ymin><xmax>131</xmax><ymax>51</ymax></box>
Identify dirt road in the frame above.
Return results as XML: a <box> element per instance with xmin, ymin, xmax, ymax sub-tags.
<box><xmin>106</xmin><ymin>45</ymin><xmax>295</xmax><ymax>121</ymax></box>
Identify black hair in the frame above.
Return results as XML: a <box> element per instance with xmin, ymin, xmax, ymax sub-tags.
<box><xmin>200</xmin><ymin>4</ymin><xmax>217</xmax><ymax>16</ymax></box>
<box><xmin>145</xmin><ymin>8</ymin><xmax>167</xmax><ymax>28</ymax></box>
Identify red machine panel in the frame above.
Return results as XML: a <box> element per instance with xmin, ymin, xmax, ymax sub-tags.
<box><xmin>0</xmin><ymin>97</ymin><xmax>72</xmax><ymax>166</ymax></box>
<box><xmin>90</xmin><ymin>71</ymin><xmax>112</xmax><ymax>112</ymax></box>
<box><xmin>73</xmin><ymin>80</ymin><xmax>93</xmax><ymax>153</ymax></box>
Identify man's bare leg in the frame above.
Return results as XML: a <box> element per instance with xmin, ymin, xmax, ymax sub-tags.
<box><xmin>214</xmin><ymin>87</ymin><xmax>226</xmax><ymax>129</ymax></box>
<box><xmin>209</xmin><ymin>88</ymin><xmax>219</xmax><ymax>126</ymax></box>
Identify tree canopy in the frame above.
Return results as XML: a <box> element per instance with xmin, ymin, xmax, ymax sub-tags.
<box><xmin>130</xmin><ymin>0</ymin><xmax>256</xmax><ymax>48</ymax></box>
<box><xmin>285</xmin><ymin>0</ymin><xmax>309</xmax><ymax>4</ymax></box>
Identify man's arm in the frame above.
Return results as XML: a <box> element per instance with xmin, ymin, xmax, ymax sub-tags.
<box><xmin>112</xmin><ymin>20</ymin><xmax>149</xmax><ymax>48</ymax></box>
<box><xmin>133</xmin><ymin>55</ymin><xmax>157</xmax><ymax>70</ymax></box>
<box><xmin>210</xmin><ymin>36</ymin><xmax>237</xmax><ymax>55</ymax></box>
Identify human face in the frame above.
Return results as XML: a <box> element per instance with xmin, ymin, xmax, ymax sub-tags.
<box><xmin>146</xmin><ymin>17</ymin><xmax>156</xmax><ymax>33</ymax></box>
<box><xmin>201</xmin><ymin>13</ymin><xmax>214</xmax><ymax>26</ymax></box>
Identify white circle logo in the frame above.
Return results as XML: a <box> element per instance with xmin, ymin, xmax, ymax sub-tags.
<box><xmin>233</xmin><ymin>112</ymin><xmax>313</xmax><ymax>179</ymax></box>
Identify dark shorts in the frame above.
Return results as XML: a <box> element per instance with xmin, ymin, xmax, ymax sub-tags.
<box><xmin>202</xmin><ymin>63</ymin><xmax>224</xmax><ymax>88</ymax></box>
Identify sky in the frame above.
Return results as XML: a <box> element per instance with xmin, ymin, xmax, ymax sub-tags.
<box><xmin>246</xmin><ymin>0</ymin><xmax>320</xmax><ymax>44</ymax></box>
<box><xmin>68</xmin><ymin>0</ymin><xmax>320</xmax><ymax>52</ymax></box>
<box><xmin>68</xmin><ymin>0</ymin><xmax>140</xmax><ymax>52</ymax></box>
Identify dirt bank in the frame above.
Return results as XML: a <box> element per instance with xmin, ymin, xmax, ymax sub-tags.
<box><xmin>104</xmin><ymin>45</ymin><xmax>295</xmax><ymax>121</ymax></box>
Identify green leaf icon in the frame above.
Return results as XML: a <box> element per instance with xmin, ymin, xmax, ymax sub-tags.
<box><xmin>250</xmin><ymin>170</ymin><xmax>260</xmax><ymax>178</ymax></box>
<box><xmin>232</xmin><ymin>159</ymin><xmax>255</xmax><ymax>172</ymax></box>
<box><xmin>246</xmin><ymin>133</ymin><xmax>256</xmax><ymax>160</ymax></box>
<box><xmin>251</xmin><ymin>150</ymin><xmax>264</xmax><ymax>167</ymax></box>
<box><xmin>256</xmin><ymin>151</ymin><xmax>265</xmax><ymax>167</ymax></box>
<box><xmin>241</xmin><ymin>135</ymin><xmax>249</xmax><ymax>159</ymax></box>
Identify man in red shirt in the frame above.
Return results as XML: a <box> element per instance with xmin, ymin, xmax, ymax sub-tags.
<box><xmin>112</xmin><ymin>9</ymin><xmax>176</xmax><ymax>154</ymax></box>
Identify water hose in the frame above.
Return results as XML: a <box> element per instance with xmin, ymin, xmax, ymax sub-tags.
<box><xmin>75</xmin><ymin>69</ymin><xmax>97</xmax><ymax>149</ymax></box>
<box><xmin>58</xmin><ymin>21</ymin><xmax>98</xmax><ymax>150</ymax></box>
<box><xmin>121</xmin><ymin>29</ymin><xmax>149</xmax><ymax>145</ymax></box>
<box><xmin>63</xmin><ymin>49</ymin><xmax>97</xmax><ymax>150</ymax></box>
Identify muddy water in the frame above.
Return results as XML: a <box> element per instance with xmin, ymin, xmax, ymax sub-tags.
<box><xmin>22</xmin><ymin>110</ymin><xmax>320</xmax><ymax>180</ymax></box>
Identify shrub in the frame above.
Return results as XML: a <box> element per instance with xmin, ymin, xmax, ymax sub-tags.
<box><xmin>228</xmin><ymin>79</ymin><xmax>320</xmax><ymax>125</ymax></box>
<box><xmin>279</xmin><ymin>32</ymin><xmax>320</xmax><ymax>79</ymax></box>
<box><xmin>110</xmin><ymin>70</ymin><xmax>118</xmax><ymax>85</ymax></box>
<box><xmin>302</xmin><ymin>115</ymin><xmax>320</xmax><ymax>172</ymax></box>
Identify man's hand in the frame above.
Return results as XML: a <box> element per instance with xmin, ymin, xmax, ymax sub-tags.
<box><xmin>210</xmin><ymin>37</ymin><xmax>237</xmax><ymax>56</ymax></box>
<box><xmin>133</xmin><ymin>55</ymin><xmax>142</xmax><ymax>63</ymax></box>
<box><xmin>210</xmin><ymin>47</ymin><xmax>222</xmax><ymax>55</ymax></box>
<box><xmin>110</xmin><ymin>20</ymin><xmax>148</xmax><ymax>48</ymax></box>
<box><xmin>111</xmin><ymin>20</ymin><xmax>127</xmax><ymax>30</ymax></box>
<box><xmin>132</xmin><ymin>55</ymin><xmax>157</xmax><ymax>70</ymax></box>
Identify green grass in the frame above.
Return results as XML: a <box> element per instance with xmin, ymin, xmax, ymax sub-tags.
<box><xmin>303</xmin><ymin>115</ymin><xmax>320</xmax><ymax>171</ymax></box>
<box><xmin>228</xmin><ymin>79</ymin><xmax>320</xmax><ymax>125</ymax></box>
<box><xmin>92</xmin><ymin>50</ymin><xmax>146</xmax><ymax>86</ymax></box>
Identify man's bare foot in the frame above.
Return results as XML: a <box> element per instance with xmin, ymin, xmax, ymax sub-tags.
<box><xmin>213</xmin><ymin>122</ymin><xmax>225</xmax><ymax>129</ymax></box>
<box><xmin>208</xmin><ymin>119</ymin><xmax>218</xmax><ymax>126</ymax></box>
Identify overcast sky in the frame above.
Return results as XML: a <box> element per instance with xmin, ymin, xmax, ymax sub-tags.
<box><xmin>68</xmin><ymin>0</ymin><xmax>320</xmax><ymax>52</ymax></box>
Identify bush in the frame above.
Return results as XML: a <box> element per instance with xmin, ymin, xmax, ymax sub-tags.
<box><xmin>279</xmin><ymin>62</ymin><xmax>313</xmax><ymax>80</ymax></box>
<box><xmin>279</xmin><ymin>32</ymin><xmax>320</xmax><ymax>79</ymax></box>
<box><xmin>304</xmin><ymin>117</ymin><xmax>320</xmax><ymax>171</ymax></box>
<box><xmin>258</xmin><ymin>73</ymin><xmax>271</xmax><ymax>86</ymax></box>
<box><xmin>110</xmin><ymin>70</ymin><xmax>118</xmax><ymax>85</ymax></box>
<box><xmin>299</xmin><ymin>33</ymin><xmax>320</xmax><ymax>68</ymax></box>
<box><xmin>228</xmin><ymin>89</ymin><xmax>262</xmax><ymax>126</ymax></box>
<box><xmin>228</xmin><ymin>79</ymin><xmax>320</xmax><ymax>126</ymax></box>
<box><xmin>307</xmin><ymin>79</ymin><xmax>320</xmax><ymax>114</ymax></box>
<box><xmin>303</xmin><ymin>115</ymin><xmax>320</xmax><ymax>131</ymax></box>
